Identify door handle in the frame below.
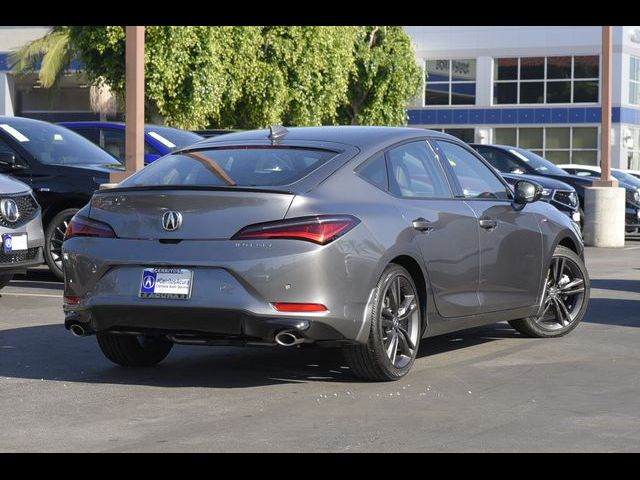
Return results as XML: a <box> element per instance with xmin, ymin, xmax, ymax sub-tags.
<box><xmin>478</xmin><ymin>217</ymin><xmax>498</xmax><ymax>229</ymax></box>
<box><xmin>412</xmin><ymin>218</ymin><xmax>433</xmax><ymax>232</ymax></box>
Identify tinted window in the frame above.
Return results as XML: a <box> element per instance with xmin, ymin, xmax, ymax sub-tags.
<box><xmin>436</xmin><ymin>141</ymin><xmax>510</xmax><ymax>200</ymax></box>
<box><xmin>474</xmin><ymin>147</ymin><xmax>524</xmax><ymax>173</ymax></box>
<box><xmin>121</xmin><ymin>147</ymin><xmax>336</xmax><ymax>188</ymax></box>
<box><xmin>508</xmin><ymin>148</ymin><xmax>568</xmax><ymax>175</ymax></box>
<box><xmin>70</xmin><ymin>127</ymin><xmax>101</xmax><ymax>144</ymax></box>
<box><xmin>0</xmin><ymin>137</ymin><xmax>27</xmax><ymax>167</ymax></box>
<box><xmin>358</xmin><ymin>153</ymin><xmax>388</xmax><ymax>191</ymax></box>
<box><xmin>101</xmin><ymin>129</ymin><xmax>126</xmax><ymax>162</ymax></box>
<box><xmin>387</xmin><ymin>141</ymin><xmax>451</xmax><ymax>198</ymax></box>
<box><xmin>0</xmin><ymin>121</ymin><xmax>119</xmax><ymax>167</ymax></box>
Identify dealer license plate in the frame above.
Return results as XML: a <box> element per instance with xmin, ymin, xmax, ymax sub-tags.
<box><xmin>139</xmin><ymin>268</ymin><xmax>193</xmax><ymax>300</ymax></box>
<box><xmin>2</xmin><ymin>233</ymin><xmax>28</xmax><ymax>253</ymax></box>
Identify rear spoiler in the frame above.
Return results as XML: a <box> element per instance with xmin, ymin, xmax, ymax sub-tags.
<box><xmin>96</xmin><ymin>185</ymin><xmax>295</xmax><ymax>195</ymax></box>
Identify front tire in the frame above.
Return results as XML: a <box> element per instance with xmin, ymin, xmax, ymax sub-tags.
<box><xmin>97</xmin><ymin>333</ymin><xmax>173</xmax><ymax>367</ymax></box>
<box><xmin>44</xmin><ymin>208</ymin><xmax>79</xmax><ymax>281</ymax></box>
<box><xmin>509</xmin><ymin>246</ymin><xmax>589</xmax><ymax>338</ymax></box>
<box><xmin>343</xmin><ymin>264</ymin><xmax>422</xmax><ymax>381</ymax></box>
<box><xmin>0</xmin><ymin>274</ymin><xmax>13</xmax><ymax>290</ymax></box>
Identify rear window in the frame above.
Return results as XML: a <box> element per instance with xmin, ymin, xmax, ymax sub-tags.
<box><xmin>120</xmin><ymin>147</ymin><xmax>337</xmax><ymax>188</ymax></box>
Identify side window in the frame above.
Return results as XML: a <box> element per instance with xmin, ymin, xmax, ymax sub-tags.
<box><xmin>475</xmin><ymin>147</ymin><xmax>523</xmax><ymax>174</ymax></box>
<box><xmin>101</xmin><ymin>129</ymin><xmax>126</xmax><ymax>162</ymax></box>
<box><xmin>357</xmin><ymin>153</ymin><xmax>388</xmax><ymax>191</ymax></box>
<box><xmin>69</xmin><ymin>127</ymin><xmax>101</xmax><ymax>145</ymax></box>
<box><xmin>387</xmin><ymin>141</ymin><xmax>451</xmax><ymax>198</ymax></box>
<box><xmin>436</xmin><ymin>141</ymin><xmax>510</xmax><ymax>200</ymax></box>
<box><xmin>0</xmin><ymin>136</ymin><xmax>28</xmax><ymax>167</ymax></box>
<box><xmin>145</xmin><ymin>141</ymin><xmax>161</xmax><ymax>156</ymax></box>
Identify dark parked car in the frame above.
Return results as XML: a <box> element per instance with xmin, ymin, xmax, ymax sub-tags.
<box><xmin>60</xmin><ymin>122</ymin><xmax>204</xmax><ymax>164</ymax></box>
<box><xmin>501</xmin><ymin>173</ymin><xmax>580</xmax><ymax>224</ymax></box>
<box><xmin>470</xmin><ymin>144</ymin><xmax>640</xmax><ymax>231</ymax></box>
<box><xmin>62</xmin><ymin>126</ymin><xmax>589</xmax><ymax>381</ymax></box>
<box><xmin>0</xmin><ymin>116</ymin><xmax>123</xmax><ymax>279</ymax></box>
<box><xmin>0</xmin><ymin>174</ymin><xmax>44</xmax><ymax>289</ymax></box>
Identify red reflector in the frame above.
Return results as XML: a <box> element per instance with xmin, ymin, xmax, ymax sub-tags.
<box><xmin>64</xmin><ymin>296</ymin><xmax>80</xmax><ymax>305</ymax></box>
<box><xmin>272</xmin><ymin>302</ymin><xmax>327</xmax><ymax>312</ymax></box>
<box><xmin>232</xmin><ymin>215</ymin><xmax>359</xmax><ymax>245</ymax></box>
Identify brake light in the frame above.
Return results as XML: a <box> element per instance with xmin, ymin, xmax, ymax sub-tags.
<box><xmin>232</xmin><ymin>215</ymin><xmax>360</xmax><ymax>245</ymax></box>
<box><xmin>64</xmin><ymin>296</ymin><xmax>80</xmax><ymax>305</ymax></box>
<box><xmin>272</xmin><ymin>303</ymin><xmax>327</xmax><ymax>312</ymax></box>
<box><xmin>64</xmin><ymin>215</ymin><xmax>116</xmax><ymax>240</ymax></box>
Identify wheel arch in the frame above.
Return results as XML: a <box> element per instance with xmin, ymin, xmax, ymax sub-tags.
<box><xmin>388</xmin><ymin>254</ymin><xmax>431</xmax><ymax>336</ymax></box>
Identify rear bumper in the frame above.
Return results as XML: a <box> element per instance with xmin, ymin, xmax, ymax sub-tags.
<box><xmin>62</xmin><ymin>233</ymin><xmax>383</xmax><ymax>343</ymax></box>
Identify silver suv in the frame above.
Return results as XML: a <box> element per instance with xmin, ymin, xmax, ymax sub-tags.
<box><xmin>0</xmin><ymin>174</ymin><xmax>44</xmax><ymax>289</ymax></box>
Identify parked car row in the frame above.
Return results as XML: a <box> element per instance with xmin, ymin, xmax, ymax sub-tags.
<box><xmin>470</xmin><ymin>144</ymin><xmax>640</xmax><ymax>233</ymax></box>
<box><xmin>0</xmin><ymin>116</ymin><xmax>203</xmax><ymax>281</ymax></box>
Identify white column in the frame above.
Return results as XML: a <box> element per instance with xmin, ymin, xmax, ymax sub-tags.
<box><xmin>475</xmin><ymin>56</ymin><xmax>493</xmax><ymax>107</ymax></box>
<box><xmin>0</xmin><ymin>73</ymin><xmax>15</xmax><ymax>116</ymax></box>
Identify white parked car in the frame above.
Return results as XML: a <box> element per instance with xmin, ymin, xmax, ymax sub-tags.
<box><xmin>0</xmin><ymin>174</ymin><xmax>45</xmax><ymax>289</ymax></box>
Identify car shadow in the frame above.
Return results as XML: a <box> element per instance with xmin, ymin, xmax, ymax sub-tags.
<box><xmin>590</xmin><ymin>279</ymin><xmax>640</xmax><ymax>294</ymax></box>
<box><xmin>0</xmin><ymin>322</ymin><xmax>518</xmax><ymax>388</ymax></box>
<box><xmin>583</xmin><ymin>298</ymin><xmax>639</xmax><ymax>327</ymax></box>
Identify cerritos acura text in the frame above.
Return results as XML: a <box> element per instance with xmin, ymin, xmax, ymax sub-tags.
<box><xmin>62</xmin><ymin>126</ymin><xmax>590</xmax><ymax>381</ymax></box>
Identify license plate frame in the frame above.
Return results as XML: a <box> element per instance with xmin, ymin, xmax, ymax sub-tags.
<box><xmin>139</xmin><ymin>267</ymin><xmax>194</xmax><ymax>300</ymax></box>
<box><xmin>2</xmin><ymin>233</ymin><xmax>28</xmax><ymax>253</ymax></box>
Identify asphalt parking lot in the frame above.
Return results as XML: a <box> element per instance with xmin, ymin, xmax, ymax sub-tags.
<box><xmin>1</xmin><ymin>240</ymin><xmax>639</xmax><ymax>452</ymax></box>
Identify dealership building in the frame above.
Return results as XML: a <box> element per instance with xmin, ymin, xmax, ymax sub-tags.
<box><xmin>405</xmin><ymin>26</ymin><xmax>640</xmax><ymax>170</ymax></box>
<box><xmin>2</xmin><ymin>26</ymin><xmax>640</xmax><ymax>169</ymax></box>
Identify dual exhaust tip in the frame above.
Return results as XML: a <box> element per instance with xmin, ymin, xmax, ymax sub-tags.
<box><xmin>69</xmin><ymin>323</ymin><xmax>87</xmax><ymax>337</ymax></box>
<box><xmin>275</xmin><ymin>330</ymin><xmax>305</xmax><ymax>347</ymax></box>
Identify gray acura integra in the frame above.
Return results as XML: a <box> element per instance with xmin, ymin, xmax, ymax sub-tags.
<box><xmin>62</xmin><ymin>126</ymin><xmax>589</xmax><ymax>381</ymax></box>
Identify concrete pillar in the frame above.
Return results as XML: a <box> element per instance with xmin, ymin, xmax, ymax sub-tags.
<box><xmin>583</xmin><ymin>187</ymin><xmax>626</xmax><ymax>247</ymax></box>
<box><xmin>0</xmin><ymin>73</ymin><xmax>15</xmax><ymax>116</ymax></box>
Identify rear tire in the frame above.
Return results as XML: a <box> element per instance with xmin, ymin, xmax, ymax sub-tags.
<box><xmin>44</xmin><ymin>208</ymin><xmax>79</xmax><ymax>280</ymax></box>
<box><xmin>509</xmin><ymin>246</ymin><xmax>589</xmax><ymax>338</ymax></box>
<box><xmin>97</xmin><ymin>333</ymin><xmax>173</xmax><ymax>367</ymax></box>
<box><xmin>343</xmin><ymin>264</ymin><xmax>422</xmax><ymax>381</ymax></box>
<box><xmin>0</xmin><ymin>274</ymin><xmax>12</xmax><ymax>290</ymax></box>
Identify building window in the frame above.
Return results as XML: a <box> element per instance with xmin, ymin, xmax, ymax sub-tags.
<box><xmin>493</xmin><ymin>56</ymin><xmax>599</xmax><ymax>105</ymax></box>
<box><xmin>630</xmin><ymin>56</ymin><xmax>640</xmax><ymax>105</ymax></box>
<box><xmin>494</xmin><ymin>126</ymin><xmax>598</xmax><ymax>165</ymax></box>
<box><xmin>430</xmin><ymin>128</ymin><xmax>476</xmax><ymax>143</ymax></box>
<box><xmin>425</xmin><ymin>59</ymin><xmax>476</xmax><ymax>106</ymax></box>
<box><xmin>624</xmin><ymin>126</ymin><xmax>640</xmax><ymax>170</ymax></box>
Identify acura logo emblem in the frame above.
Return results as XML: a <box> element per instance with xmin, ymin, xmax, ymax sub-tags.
<box><xmin>0</xmin><ymin>199</ymin><xmax>20</xmax><ymax>223</ymax></box>
<box><xmin>162</xmin><ymin>211</ymin><xmax>182</xmax><ymax>231</ymax></box>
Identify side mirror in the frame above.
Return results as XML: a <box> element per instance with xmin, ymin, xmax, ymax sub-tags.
<box><xmin>513</xmin><ymin>180</ymin><xmax>543</xmax><ymax>205</ymax></box>
<box><xmin>0</xmin><ymin>152</ymin><xmax>17</xmax><ymax>171</ymax></box>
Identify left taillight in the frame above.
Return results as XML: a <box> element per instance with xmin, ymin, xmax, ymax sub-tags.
<box><xmin>231</xmin><ymin>215</ymin><xmax>360</xmax><ymax>245</ymax></box>
<box><xmin>63</xmin><ymin>215</ymin><xmax>116</xmax><ymax>241</ymax></box>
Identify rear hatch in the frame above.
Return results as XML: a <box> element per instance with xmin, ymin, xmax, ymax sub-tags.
<box><xmin>87</xmin><ymin>143</ymin><xmax>349</xmax><ymax>240</ymax></box>
<box><xmin>90</xmin><ymin>187</ymin><xmax>294</xmax><ymax>240</ymax></box>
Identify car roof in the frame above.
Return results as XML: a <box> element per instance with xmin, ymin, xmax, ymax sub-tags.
<box><xmin>195</xmin><ymin>126</ymin><xmax>458</xmax><ymax>150</ymax></box>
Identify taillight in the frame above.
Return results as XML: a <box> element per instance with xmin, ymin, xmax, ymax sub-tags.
<box><xmin>63</xmin><ymin>215</ymin><xmax>116</xmax><ymax>241</ymax></box>
<box><xmin>232</xmin><ymin>215</ymin><xmax>360</xmax><ymax>245</ymax></box>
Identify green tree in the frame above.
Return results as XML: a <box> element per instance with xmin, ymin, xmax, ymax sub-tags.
<box><xmin>339</xmin><ymin>26</ymin><xmax>423</xmax><ymax>126</ymax></box>
<box><xmin>12</xmin><ymin>26</ymin><xmax>421</xmax><ymax>129</ymax></box>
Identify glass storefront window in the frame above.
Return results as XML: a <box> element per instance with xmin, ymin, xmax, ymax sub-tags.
<box><xmin>493</xmin><ymin>55</ymin><xmax>599</xmax><ymax>105</ymax></box>
<box><xmin>493</xmin><ymin>127</ymin><xmax>599</xmax><ymax>166</ymax></box>
<box><xmin>629</xmin><ymin>56</ymin><xmax>640</xmax><ymax>105</ymax></box>
<box><xmin>425</xmin><ymin>59</ymin><xmax>476</xmax><ymax>106</ymax></box>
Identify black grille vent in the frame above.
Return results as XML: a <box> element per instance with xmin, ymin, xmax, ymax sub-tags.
<box><xmin>553</xmin><ymin>190</ymin><xmax>578</xmax><ymax>208</ymax></box>
<box><xmin>0</xmin><ymin>247</ymin><xmax>39</xmax><ymax>264</ymax></box>
<box><xmin>0</xmin><ymin>194</ymin><xmax>39</xmax><ymax>228</ymax></box>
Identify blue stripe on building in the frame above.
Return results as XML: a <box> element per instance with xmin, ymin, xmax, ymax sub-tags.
<box><xmin>408</xmin><ymin>107</ymin><xmax>640</xmax><ymax>126</ymax></box>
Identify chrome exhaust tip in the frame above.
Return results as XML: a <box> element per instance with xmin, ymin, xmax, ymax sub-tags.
<box><xmin>275</xmin><ymin>330</ymin><xmax>305</xmax><ymax>347</ymax></box>
<box><xmin>69</xmin><ymin>324</ymin><xmax>86</xmax><ymax>337</ymax></box>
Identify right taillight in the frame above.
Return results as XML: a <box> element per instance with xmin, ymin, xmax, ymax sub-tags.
<box><xmin>232</xmin><ymin>215</ymin><xmax>360</xmax><ymax>245</ymax></box>
<box><xmin>64</xmin><ymin>215</ymin><xmax>116</xmax><ymax>241</ymax></box>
